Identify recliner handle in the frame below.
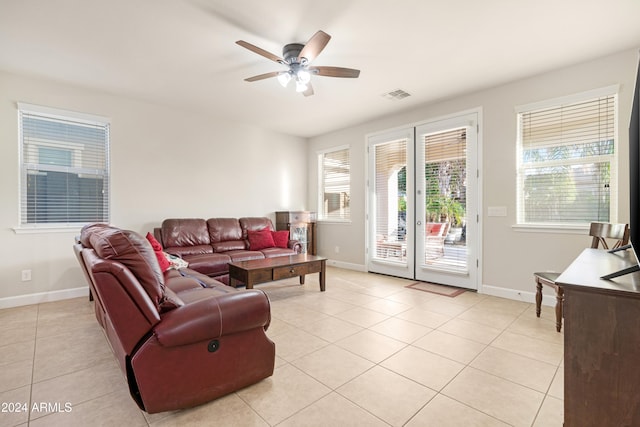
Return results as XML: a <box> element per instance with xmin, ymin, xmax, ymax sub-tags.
<box><xmin>208</xmin><ymin>339</ymin><xmax>220</xmax><ymax>353</ymax></box>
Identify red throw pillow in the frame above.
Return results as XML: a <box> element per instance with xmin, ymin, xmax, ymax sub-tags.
<box><xmin>146</xmin><ymin>232</ymin><xmax>171</xmax><ymax>272</ymax></box>
<box><xmin>271</xmin><ymin>230</ymin><xmax>289</xmax><ymax>248</ymax></box>
<box><xmin>247</xmin><ymin>230</ymin><xmax>276</xmax><ymax>250</ymax></box>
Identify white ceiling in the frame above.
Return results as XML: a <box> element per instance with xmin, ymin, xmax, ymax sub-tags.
<box><xmin>1</xmin><ymin>0</ymin><xmax>639</xmax><ymax>138</ymax></box>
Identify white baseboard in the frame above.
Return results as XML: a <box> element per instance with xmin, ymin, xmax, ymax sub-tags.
<box><xmin>481</xmin><ymin>284</ymin><xmax>557</xmax><ymax>307</ymax></box>
<box><xmin>0</xmin><ymin>286</ymin><xmax>90</xmax><ymax>309</ymax></box>
<box><xmin>325</xmin><ymin>264</ymin><xmax>555</xmax><ymax>307</ymax></box>
<box><xmin>326</xmin><ymin>259</ymin><xmax>367</xmax><ymax>272</ymax></box>
<box><xmin>0</xmin><ymin>278</ymin><xmax>553</xmax><ymax>312</ymax></box>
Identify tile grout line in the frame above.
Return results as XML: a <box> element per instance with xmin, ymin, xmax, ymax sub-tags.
<box><xmin>27</xmin><ymin>303</ymin><xmax>41</xmax><ymax>426</ymax></box>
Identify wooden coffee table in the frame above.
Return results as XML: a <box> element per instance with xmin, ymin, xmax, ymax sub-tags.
<box><xmin>228</xmin><ymin>254</ymin><xmax>327</xmax><ymax>291</ymax></box>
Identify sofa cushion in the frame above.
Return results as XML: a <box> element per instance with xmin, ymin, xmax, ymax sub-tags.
<box><xmin>226</xmin><ymin>250</ymin><xmax>265</xmax><ymax>262</ymax></box>
<box><xmin>182</xmin><ymin>253</ymin><xmax>231</xmax><ymax>276</ymax></box>
<box><xmin>271</xmin><ymin>230</ymin><xmax>289</xmax><ymax>249</ymax></box>
<box><xmin>211</xmin><ymin>240</ymin><xmax>246</xmax><ymax>253</ymax></box>
<box><xmin>161</xmin><ymin>219</ymin><xmax>210</xmax><ymax>248</ymax></box>
<box><xmin>164</xmin><ymin>268</ymin><xmax>228</xmax><ymax>293</ymax></box>
<box><xmin>247</xmin><ymin>230</ymin><xmax>275</xmax><ymax>250</ymax></box>
<box><xmin>260</xmin><ymin>247</ymin><xmax>297</xmax><ymax>258</ymax></box>
<box><xmin>207</xmin><ymin>218</ymin><xmax>243</xmax><ymax>243</ymax></box>
<box><xmin>164</xmin><ymin>244</ymin><xmax>213</xmax><ymax>257</ymax></box>
<box><xmin>87</xmin><ymin>227</ymin><xmax>165</xmax><ymax>309</ymax></box>
<box><xmin>164</xmin><ymin>269</ymin><xmax>207</xmax><ymax>293</ymax></box>
<box><xmin>146</xmin><ymin>232</ymin><xmax>171</xmax><ymax>272</ymax></box>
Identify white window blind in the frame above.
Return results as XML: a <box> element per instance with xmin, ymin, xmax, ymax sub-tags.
<box><xmin>424</xmin><ymin>128</ymin><xmax>467</xmax><ymax>225</ymax></box>
<box><xmin>19</xmin><ymin>104</ymin><xmax>111</xmax><ymax>227</ymax></box>
<box><xmin>516</xmin><ymin>91</ymin><xmax>616</xmax><ymax>226</ymax></box>
<box><xmin>319</xmin><ymin>147</ymin><xmax>350</xmax><ymax>220</ymax></box>
<box><xmin>423</xmin><ymin>128</ymin><xmax>467</xmax><ymax>270</ymax></box>
<box><xmin>373</xmin><ymin>138</ymin><xmax>408</xmax><ymax>262</ymax></box>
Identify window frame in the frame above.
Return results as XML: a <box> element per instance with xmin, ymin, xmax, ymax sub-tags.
<box><xmin>15</xmin><ymin>102</ymin><xmax>111</xmax><ymax>233</ymax></box>
<box><xmin>514</xmin><ymin>85</ymin><xmax>619</xmax><ymax>231</ymax></box>
<box><xmin>317</xmin><ymin>145</ymin><xmax>351</xmax><ymax>222</ymax></box>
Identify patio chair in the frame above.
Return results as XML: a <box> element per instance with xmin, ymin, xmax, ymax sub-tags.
<box><xmin>425</xmin><ymin>222</ymin><xmax>449</xmax><ymax>259</ymax></box>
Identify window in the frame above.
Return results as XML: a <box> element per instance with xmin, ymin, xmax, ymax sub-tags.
<box><xmin>516</xmin><ymin>87</ymin><xmax>617</xmax><ymax>227</ymax></box>
<box><xmin>18</xmin><ymin>103</ymin><xmax>110</xmax><ymax>228</ymax></box>
<box><xmin>318</xmin><ymin>146</ymin><xmax>350</xmax><ymax>220</ymax></box>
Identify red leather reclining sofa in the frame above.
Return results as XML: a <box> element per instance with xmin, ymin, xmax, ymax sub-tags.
<box><xmin>153</xmin><ymin>217</ymin><xmax>301</xmax><ymax>284</ymax></box>
<box><xmin>74</xmin><ymin>223</ymin><xmax>275</xmax><ymax>413</ymax></box>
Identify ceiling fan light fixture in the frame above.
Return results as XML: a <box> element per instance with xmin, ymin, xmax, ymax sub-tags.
<box><xmin>295</xmin><ymin>79</ymin><xmax>308</xmax><ymax>93</ymax></box>
<box><xmin>277</xmin><ymin>72</ymin><xmax>291</xmax><ymax>87</ymax></box>
<box><xmin>296</xmin><ymin>69</ymin><xmax>311</xmax><ymax>84</ymax></box>
<box><xmin>237</xmin><ymin>30</ymin><xmax>360</xmax><ymax>97</ymax></box>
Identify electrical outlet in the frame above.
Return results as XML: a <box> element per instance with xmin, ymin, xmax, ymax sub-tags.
<box><xmin>21</xmin><ymin>269</ymin><xmax>32</xmax><ymax>282</ymax></box>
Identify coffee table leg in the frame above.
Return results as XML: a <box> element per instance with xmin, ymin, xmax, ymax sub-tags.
<box><xmin>230</xmin><ymin>274</ymin><xmax>251</xmax><ymax>289</ymax></box>
<box><xmin>229</xmin><ymin>277</ymin><xmax>239</xmax><ymax>288</ymax></box>
<box><xmin>299</xmin><ymin>275</ymin><xmax>305</xmax><ymax>285</ymax></box>
<box><xmin>320</xmin><ymin>260</ymin><xmax>326</xmax><ymax>292</ymax></box>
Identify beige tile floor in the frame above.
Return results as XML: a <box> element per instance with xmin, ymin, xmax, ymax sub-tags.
<box><xmin>0</xmin><ymin>267</ymin><xmax>564</xmax><ymax>426</ymax></box>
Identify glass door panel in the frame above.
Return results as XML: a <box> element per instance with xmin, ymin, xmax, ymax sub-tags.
<box><xmin>367</xmin><ymin>129</ymin><xmax>415</xmax><ymax>279</ymax></box>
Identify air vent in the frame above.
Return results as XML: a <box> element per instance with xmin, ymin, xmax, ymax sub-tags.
<box><xmin>381</xmin><ymin>89</ymin><xmax>411</xmax><ymax>100</ymax></box>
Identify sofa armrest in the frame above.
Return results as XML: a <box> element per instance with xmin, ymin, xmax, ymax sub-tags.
<box><xmin>288</xmin><ymin>240</ymin><xmax>302</xmax><ymax>254</ymax></box>
<box><xmin>153</xmin><ymin>289</ymin><xmax>271</xmax><ymax>347</ymax></box>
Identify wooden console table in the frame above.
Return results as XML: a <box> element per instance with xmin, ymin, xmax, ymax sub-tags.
<box><xmin>557</xmin><ymin>248</ymin><xmax>640</xmax><ymax>426</ymax></box>
<box><xmin>229</xmin><ymin>254</ymin><xmax>326</xmax><ymax>291</ymax></box>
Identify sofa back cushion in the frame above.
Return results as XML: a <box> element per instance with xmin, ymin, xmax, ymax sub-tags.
<box><xmin>207</xmin><ymin>218</ymin><xmax>246</xmax><ymax>252</ymax></box>
<box><xmin>80</xmin><ymin>223</ymin><xmax>115</xmax><ymax>247</ymax></box>
<box><xmin>161</xmin><ymin>219</ymin><xmax>210</xmax><ymax>248</ymax></box>
<box><xmin>85</xmin><ymin>226</ymin><xmax>166</xmax><ymax>309</ymax></box>
<box><xmin>239</xmin><ymin>217</ymin><xmax>274</xmax><ymax>239</ymax></box>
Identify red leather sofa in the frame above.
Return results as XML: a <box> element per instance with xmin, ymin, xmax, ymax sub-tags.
<box><xmin>153</xmin><ymin>217</ymin><xmax>301</xmax><ymax>284</ymax></box>
<box><xmin>74</xmin><ymin>223</ymin><xmax>275</xmax><ymax>413</ymax></box>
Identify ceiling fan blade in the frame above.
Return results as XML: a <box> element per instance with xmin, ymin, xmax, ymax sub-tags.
<box><xmin>310</xmin><ymin>66</ymin><xmax>360</xmax><ymax>78</ymax></box>
<box><xmin>236</xmin><ymin>40</ymin><xmax>283</xmax><ymax>63</ymax></box>
<box><xmin>244</xmin><ymin>71</ymin><xmax>282</xmax><ymax>82</ymax></box>
<box><xmin>302</xmin><ymin>82</ymin><xmax>314</xmax><ymax>97</ymax></box>
<box><xmin>299</xmin><ymin>30</ymin><xmax>331</xmax><ymax>63</ymax></box>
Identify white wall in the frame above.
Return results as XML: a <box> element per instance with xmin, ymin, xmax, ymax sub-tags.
<box><xmin>0</xmin><ymin>71</ymin><xmax>307</xmax><ymax>306</ymax></box>
<box><xmin>307</xmin><ymin>48</ymin><xmax>639</xmax><ymax>301</ymax></box>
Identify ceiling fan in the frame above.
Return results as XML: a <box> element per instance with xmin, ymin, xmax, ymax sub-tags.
<box><xmin>236</xmin><ymin>30</ymin><xmax>360</xmax><ymax>97</ymax></box>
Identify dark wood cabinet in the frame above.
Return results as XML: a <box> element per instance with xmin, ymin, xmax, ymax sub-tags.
<box><xmin>275</xmin><ymin>211</ymin><xmax>317</xmax><ymax>255</ymax></box>
<box><xmin>557</xmin><ymin>248</ymin><xmax>640</xmax><ymax>426</ymax></box>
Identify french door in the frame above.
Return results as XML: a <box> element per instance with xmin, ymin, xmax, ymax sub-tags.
<box><xmin>367</xmin><ymin>112</ymin><xmax>479</xmax><ymax>289</ymax></box>
<box><xmin>366</xmin><ymin>128</ymin><xmax>415</xmax><ymax>279</ymax></box>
